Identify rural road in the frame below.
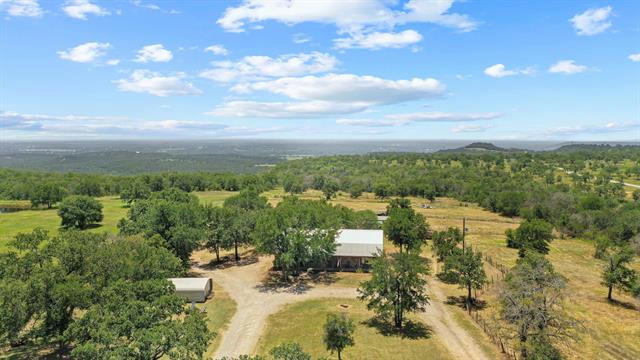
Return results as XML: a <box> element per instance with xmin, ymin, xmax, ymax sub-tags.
<box><xmin>559</xmin><ymin>167</ymin><xmax>640</xmax><ymax>189</ymax></box>
<box><xmin>194</xmin><ymin>256</ymin><xmax>491</xmax><ymax>360</ymax></box>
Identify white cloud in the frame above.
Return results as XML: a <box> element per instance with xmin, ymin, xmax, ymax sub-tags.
<box><xmin>629</xmin><ymin>53</ymin><xmax>640</xmax><ymax>62</ymax></box>
<box><xmin>548</xmin><ymin>60</ymin><xmax>587</xmax><ymax>74</ymax></box>
<box><xmin>451</xmin><ymin>124</ymin><xmax>493</xmax><ymax>133</ymax></box>
<box><xmin>484</xmin><ymin>64</ymin><xmax>516</xmax><ymax>78</ymax></box>
<box><xmin>336</xmin><ymin>118</ymin><xmax>408</xmax><ymax>127</ymax></box>
<box><xmin>1</xmin><ymin>0</ymin><xmax>43</xmax><ymax>17</ymax></box>
<box><xmin>217</xmin><ymin>0</ymin><xmax>475</xmax><ymax>51</ymax></box>
<box><xmin>337</xmin><ymin>112</ymin><xmax>502</xmax><ymax>127</ymax></box>
<box><xmin>106</xmin><ymin>59</ymin><xmax>120</xmax><ymax>66</ymax></box>
<box><xmin>204</xmin><ymin>44</ymin><xmax>229</xmax><ymax>56</ymax></box>
<box><xmin>57</xmin><ymin>42</ymin><xmax>111</xmax><ymax>63</ymax></box>
<box><xmin>387</xmin><ymin>111</ymin><xmax>502</xmax><ymax>122</ymax></box>
<box><xmin>570</xmin><ymin>6</ymin><xmax>612</xmax><ymax>36</ymax></box>
<box><xmin>218</xmin><ymin>0</ymin><xmax>476</xmax><ymax>33</ymax></box>
<box><xmin>115</xmin><ymin>70</ymin><xmax>202</xmax><ymax>96</ymax></box>
<box><xmin>134</xmin><ymin>44</ymin><xmax>173</xmax><ymax>63</ymax></box>
<box><xmin>545</xmin><ymin>121</ymin><xmax>640</xmax><ymax>136</ymax></box>
<box><xmin>199</xmin><ymin>52</ymin><xmax>338</xmax><ymax>82</ymax></box>
<box><xmin>334</xmin><ymin>29</ymin><xmax>422</xmax><ymax>50</ymax></box>
<box><xmin>62</xmin><ymin>0</ymin><xmax>109</xmax><ymax>20</ymax></box>
<box><xmin>293</xmin><ymin>33</ymin><xmax>311</xmax><ymax>44</ymax></box>
<box><xmin>131</xmin><ymin>0</ymin><xmax>178</xmax><ymax>14</ymax></box>
<box><xmin>209</xmin><ymin>100</ymin><xmax>368</xmax><ymax>118</ymax></box>
<box><xmin>233</xmin><ymin>74</ymin><xmax>445</xmax><ymax>105</ymax></box>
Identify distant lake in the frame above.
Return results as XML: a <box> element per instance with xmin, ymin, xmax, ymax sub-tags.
<box><xmin>0</xmin><ymin>207</ymin><xmax>23</xmax><ymax>214</ymax></box>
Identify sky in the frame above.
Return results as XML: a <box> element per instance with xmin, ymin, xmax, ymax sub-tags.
<box><xmin>0</xmin><ymin>0</ymin><xmax>639</xmax><ymax>141</ymax></box>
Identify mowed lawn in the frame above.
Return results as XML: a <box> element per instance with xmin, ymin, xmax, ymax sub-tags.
<box><xmin>256</xmin><ymin>298</ymin><xmax>454</xmax><ymax>360</ymax></box>
<box><xmin>0</xmin><ymin>191</ymin><xmax>237</xmax><ymax>251</ymax></box>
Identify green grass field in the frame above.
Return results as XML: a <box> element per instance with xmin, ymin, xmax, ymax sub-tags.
<box><xmin>0</xmin><ymin>191</ymin><xmax>237</xmax><ymax>251</ymax></box>
<box><xmin>256</xmin><ymin>298</ymin><xmax>454</xmax><ymax>360</ymax></box>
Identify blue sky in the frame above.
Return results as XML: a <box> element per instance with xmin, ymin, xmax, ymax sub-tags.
<box><xmin>1</xmin><ymin>0</ymin><xmax>639</xmax><ymax>140</ymax></box>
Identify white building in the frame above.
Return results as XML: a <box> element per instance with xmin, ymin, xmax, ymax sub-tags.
<box><xmin>331</xmin><ymin>229</ymin><xmax>384</xmax><ymax>270</ymax></box>
<box><xmin>169</xmin><ymin>277</ymin><xmax>212</xmax><ymax>303</ymax></box>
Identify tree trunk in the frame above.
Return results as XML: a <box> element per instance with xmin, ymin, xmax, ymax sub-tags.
<box><xmin>608</xmin><ymin>285</ymin><xmax>613</xmax><ymax>300</ymax></box>
<box><xmin>234</xmin><ymin>240</ymin><xmax>239</xmax><ymax>261</ymax></box>
<box><xmin>338</xmin><ymin>350</ymin><xmax>342</xmax><ymax>360</ymax></box>
<box><xmin>467</xmin><ymin>283</ymin><xmax>472</xmax><ymax>313</ymax></box>
<box><xmin>215</xmin><ymin>244</ymin><xmax>220</xmax><ymax>263</ymax></box>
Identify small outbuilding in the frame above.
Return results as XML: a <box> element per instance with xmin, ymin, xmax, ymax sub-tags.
<box><xmin>331</xmin><ymin>229</ymin><xmax>384</xmax><ymax>271</ymax></box>
<box><xmin>169</xmin><ymin>277</ymin><xmax>212</xmax><ymax>303</ymax></box>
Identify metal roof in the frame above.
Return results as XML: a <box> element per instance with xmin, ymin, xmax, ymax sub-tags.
<box><xmin>169</xmin><ymin>278</ymin><xmax>211</xmax><ymax>291</ymax></box>
<box><xmin>334</xmin><ymin>229</ymin><xmax>383</xmax><ymax>257</ymax></box>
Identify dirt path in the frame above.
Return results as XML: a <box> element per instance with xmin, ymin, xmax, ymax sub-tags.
<box><xmin>195</xmin><ymin>256</ymin><xmax>491</xmax><ymax>360</ymax></box>
<box><xmin>418</xmin><ymin>279</ymin><xmax>491</xmax><ymax>360</ymax></box>
<box><xmin>193</xmin><ymin>257</ymin><xmax>358</xmax><ymax>359</ymax></box>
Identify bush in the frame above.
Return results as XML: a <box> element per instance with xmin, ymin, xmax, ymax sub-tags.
<box><xmin>57</xmin><ymin>195</ymin><xmax>103</xmax><ymax>229</ymax></box>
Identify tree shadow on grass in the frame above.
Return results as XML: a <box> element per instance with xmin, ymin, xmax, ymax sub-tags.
<box><xmin>362</xmin><ymin>317</ymin><xmax>432</xmax><ymax>340</ymax></box>
<box><xmin>606</xmin><ymin>298</ymin><xmax>639</xmax><ymax>311</ymax></box>
<box><xmin>445</xmin><ymin>295</ymin><xmax>487</xmax><ymax>311</ymax></box>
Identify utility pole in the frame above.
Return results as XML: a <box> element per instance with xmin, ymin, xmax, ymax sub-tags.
<box><xmin>462</xmin><ymin>217</ymin><xmax>466</xmax><ymax>251</ymax></box>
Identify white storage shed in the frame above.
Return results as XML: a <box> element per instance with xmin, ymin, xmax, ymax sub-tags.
<box><xmin>169</xmin><ymin>277</ymin><xmax>212</xmax><ymax>303</ymax></box>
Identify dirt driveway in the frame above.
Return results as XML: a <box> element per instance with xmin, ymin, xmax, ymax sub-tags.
<box><xmin>193</xmin><ymin>256</ymin><xmax>490</xmax><ymax>360</ymax></box>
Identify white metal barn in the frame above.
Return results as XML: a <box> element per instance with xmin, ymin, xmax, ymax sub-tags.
<box><xmin>169</xmin><ymin>277</ymin><xmax>212</xmax><ymax>303</ymax></box>
<box><xmin>331</xmin><ymin>229</ymin><xmax>384</xmax><ymax>270</ymax></box>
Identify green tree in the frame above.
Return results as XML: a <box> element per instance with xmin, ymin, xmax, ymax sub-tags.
<box><xmin>120</xmin><ymin>178</ymin><xmax>151</xmax><ymax>204</ymax></box>
<box><xmin>283</xmin><ymin>177</ymin><xmax>306</xmax><ymax>195</ymax></box>
<box><xmin>601</xmin><ymin>247</ymin><xmax>637</xmax><ymax>301</ymax></box>
<box><xmin>358</xmin><ymin>252</ymin><xmax>430</xmax><ymax>329</ymax></box>
<box><xmin>431</xmin><ymin>227</ymin><xmax>463</xmax><ymax>263</ymax></box>
<box><xmin>322</xmin><ymin>179</ymin><xmax>339</xmax><ymax>200</ymax></box>
<box><xmin>348</xmin><ymin>183</ymin><xmax>364</xmax><ymax>199</ymax></box>
<box><xmin>29</xmin><ymin>183</ymin><xmax>66</xmax><ymax>208</ymax></box>
<box><xmin>506</xmin><ymin>219</ymin><xmax>554</xmax><ymax>257</ymax></box>
<box><xmin>323</xmin><ymin>313</ymin><xmax>355</xmax><ymax>360</ymax></box>
<box><xmin>65</xmin><ymin>279</ymin><xmax>213</xmax><ymax>360</ymax></box>
<box><xmin>269</xmin><ymin>343</ymin><xmax>311</xmax><ymax>360</ymax></box>
<box><xmin>57</xmin><ymin>195</ymin><xmax>103</xmax><ymax>229</ymax></box>
<box><xmin>383</xmin><ymin>204</ymin><xmax>429</xmax><ymax>253</ymax></box>
<box><xmin>118</xmin><ymin>192</ymin><xmax>204</xmax><ymax>266</ymax></box>
<box><xmin>444</xmin><ymin>247</ymin><xmax>487</xmax><ymax>309</ymax></box>
<box><xmin>373</xmin><ymin>181</ymin><xmax>391</xmax><ymax>199</ymax></box>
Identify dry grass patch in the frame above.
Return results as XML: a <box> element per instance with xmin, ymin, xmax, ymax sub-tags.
<box><xmin>256</xmin><ymin>298</ymin><xmax>453</xmax><ymax>360</ymax></box>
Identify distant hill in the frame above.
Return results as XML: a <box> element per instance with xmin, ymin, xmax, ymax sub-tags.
<box><xmin>438</xmin><ymin>142</ymin><xmax>524</xmax><ymax>153</ymax></box>
<box><xmin>553</xmin><ymin>143</ymin><xmax>640</xmax><ymax>152</ymax></box>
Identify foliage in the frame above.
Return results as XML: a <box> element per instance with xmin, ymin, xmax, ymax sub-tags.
<box><xmin>118</xmin><ymin>188</ymin><xmax>204</xmax><ymax>265</ymax></box>
<box><xmin>358</xmin><ymin>252</ymin><xmax>430</xmax><ymax>329</ymax></box>
<box><xmin>443</xmin><ymin>247</ymin><xmax>487</xmax><ymax>306</ymax></box>
<box><xmin>505</xmin><ymin>219</ymin><xmax>554</xmax><ymax>257</ymax></box>
<box><xmin>270</xmin><ymin>342</ymin><xmax>312</xmax><ymax>360</ymax></box>
<box><xmin>601</xmin><ymin>246</ymin><xmax>638</xmax><ymax>300</ymax></box>
<box><xmin>323</xmin><ymin>313</ymin><xmax>355</xmax><ymax>360</ymax></box>
<box><xmin>66</xmin><ymin>279</ymin><xmax>212</xmax><ymax>360</ymax></box>
<box><xmin>120</xmin><ymin>178</ymin><xmax>151</xmax><ymax>204</ymax></box>
<box><xmin>0</xmin><ymin>229</ymin><xmax>184</xmax><ymax>350</ymax></box>
<box><xmin>57</xmin><ymin>195</ymin><xmax>104</xmax><ymax>229</ymax></box>
<box><xmin>383</xmin><ymin>201</ymin><xmax>429</xmax><ymax>253</ymax></box>
<box><xmin>29</xmin><ymin>183</ymin><xmax>67</xmax><ymax>208</ymax></box>
<box><xmin>431</xmin><ymin>227</ymin><xmax>463</xmax><ymax>263</ymax></box>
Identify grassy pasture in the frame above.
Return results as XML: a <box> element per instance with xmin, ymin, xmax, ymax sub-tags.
<box><xmin>256</xmin><ymin>298</ymin><xmax>454</xmax><ymax>360</ymax></box>
<box><xmin>0</xmin><ymin>191</ymin><xmax>237</xmax><ymax>251</ymax></box>
<box><xmin>277</xmin><ymin>189</ymin><xmax>640</xmax><ymax>360</ymax></box>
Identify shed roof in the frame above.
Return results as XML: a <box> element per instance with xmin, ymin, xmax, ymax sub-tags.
<box><xmin>334</xmin><ymin>229</ymin><xmax>383</xmax><ymax>257</ymax></box>
<box><xmin>169</xmin><ymin>278</ymin><xmax>211</xmax><ymax>291</ymax></box>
